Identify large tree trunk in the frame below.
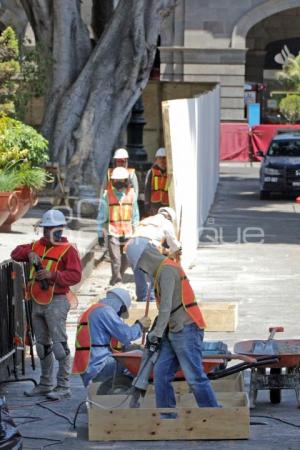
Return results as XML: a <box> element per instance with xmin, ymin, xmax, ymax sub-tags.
<box><xmin>21</xmin><ymin>0</ymin><xmax>177</xmax><ymax>190</ymax></box>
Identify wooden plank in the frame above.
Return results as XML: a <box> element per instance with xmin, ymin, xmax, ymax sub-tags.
<box><xmin>126</xmin><ymin>301</ymin><xmax>238</xmax><ymax>332</ymax></box>
<box><xmin>88</xmin><ymin>392</ymin><xmax>249</xmax><ymax>441</ymax></box>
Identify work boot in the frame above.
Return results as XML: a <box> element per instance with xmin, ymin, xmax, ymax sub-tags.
<box><xmin>24</xmin><ymin>383</ymin><xmax>54</xmax><ymax>397</ymax></box>
<box><xmin>46</xmin><ymin>386</ymin><xmax>71</xmax><ymax>400</ymax></box>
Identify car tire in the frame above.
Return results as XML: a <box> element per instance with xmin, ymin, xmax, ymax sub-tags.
<box><xmin>259</xmin><ymin>190</ymin><xmax>270</xmax><ymax>200</ymax></box>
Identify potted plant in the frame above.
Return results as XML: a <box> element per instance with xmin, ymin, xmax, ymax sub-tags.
<box><xmin>0</xmin><ymin>116</ymin><xmax>49</xmax><ymax>231</ymax></box>
<box><xmin>0</xmin><ymin>171</ymin><xmax>19</xmax><ymax>227</ymax></box>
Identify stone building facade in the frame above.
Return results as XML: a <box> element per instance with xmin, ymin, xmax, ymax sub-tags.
<box><xmin>159</xmin><ymin>0</ymin><xmax>300</xmax><ymax>121</ymax></box>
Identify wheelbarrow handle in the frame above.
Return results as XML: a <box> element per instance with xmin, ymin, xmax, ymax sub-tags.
<box><xmin>204</xmin><ymin>353</ymin><xmax>257</xmax><ymax>364</ymax></box>
<box><xmin>208</xmin><ymin>356</ymin><xmax>279</xmax><ymax>380</ymax></box>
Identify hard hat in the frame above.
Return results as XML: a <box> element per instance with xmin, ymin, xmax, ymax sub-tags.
<box><xmin>125</xmin><ymin>237</ymin><xmax>150</xmax><ymax>270</ymax></box>
<box><xmin>113</xmin><ymin>148</ymin><xmax>129</xmax><ymax>159</ymax></box>
<box><xmin>111</xmin><ymin>167</ymin><xmax>129</xmax><ymax>180</ymax></box>
<box><xmin>106</xmin><ymin>288</ymin><xmax>131</xmax><ymax>318</ymax></box>
<box><xmin>155</xmin><ymin>147</ymin><xmax>166</xmax><ymax>158</ymax></box>
<box><xmin>39</xmin><ymin>209</ymin><xmax>67</xmax><ymax>227</ymax></box>
<box><xmin>158</xmin><ymin>207</ymin><xmax>176</xmax><ymax>222</ymax></box>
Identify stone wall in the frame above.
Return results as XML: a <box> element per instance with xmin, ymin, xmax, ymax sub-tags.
<box><xmin>160</xmin><ymin>0</ymin><xmax>300</xmax><ymax>121</ymax></box>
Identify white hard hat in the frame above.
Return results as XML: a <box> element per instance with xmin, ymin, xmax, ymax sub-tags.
<box><xmin>125</xmin><ymin>237</ymin><xmax>150</xmax><ymax>270</ymax></box>
<box><xmin>113</xmin><ymin>148</ymin><xmax>129</xmax><ymax>159</ymax></box>
<box><xmin>106</xmin><ymin>288</ymin><xmax>131</xmax><ymax>318</ymax></box>
<box><xmin>158</xmin><ymin>207</ymin><xmax>176</xmax><ymax>222</ymax></box>
<box><xmin>155</xmin><ymin>147</ymin><xmax>166</xmax><ymax>158</ymax></box>
<box><xmin>39</xmin><ymin>209</ymin><xmax>67</xmax><ymax>227</ymax></box>
<box><xmin>111</xmin><ymin>167</ymin><xmax>129</xmax><ymax>180</ymax></box>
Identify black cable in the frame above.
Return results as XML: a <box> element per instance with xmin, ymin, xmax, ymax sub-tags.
<box><xmin>22</xmin><ymin>435</ymin><xmax>62</xmax><ymax>442</ymax></box>
<box><xmin>251</xmin><ymin>415</ymin><xmax>300</xmax><ymax>428</ymax></box>
<box><xmin>37</xmin><ymin>401</ymin><xmax>73</xmax><ymax>425</ymax></box>
<box><xmin>73</xmin><ymin>400</ymin><xmax>86</xmax><ymax>429</ymax></box>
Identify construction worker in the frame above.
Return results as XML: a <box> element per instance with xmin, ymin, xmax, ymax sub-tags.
<box><xmin>97</xmin><ymin>167</ymin><xmax>139</xmax><ymax>285</ymax></box>
<box><xmin>131</xmin><ymin>207</ymin><xmax>182</xmax><ymax>302</ymax></box>
<box><xmin>11</xmin><ymin>209</ymin><xmax>82</xmax><ymax>400</ymax></box>
<box><xmin>144</xmin><ymin>147</ymin><xmax>169</xmax><ymax>216</ymax></box>
<box><xmin>106</xmin><ymin>148</ymin><xmax>139</xmax><ymax>196</ymax></box>
<box><xmin>72</xmin><ymin>288</ymin><xmax>151</xmax><ymax>386</ymax></box>
<box><xmin>126</xmin><ymin>238</ymin><xmax>219</xmax><ymax>410</ymax></box>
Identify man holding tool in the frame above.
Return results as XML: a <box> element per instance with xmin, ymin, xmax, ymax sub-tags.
<box><xmin>11</xmin><ymin>209</ymin><xmax>82</xmax><ymax>400</ymax></box>
<box><xmin>126</xmin><ymin>238</ymin><xmax>219</xmax><ymax>409</ymax></box>
<box><xmin>72</xmin><ymin>288</ymin><xmax>151</xmax><ymax>387</ymax></box>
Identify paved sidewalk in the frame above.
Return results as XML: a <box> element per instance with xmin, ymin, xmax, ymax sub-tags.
<box><xmin>2</xmin><ymin>163</ymin><xmax>300</xmax><ymax>449</ymax></box>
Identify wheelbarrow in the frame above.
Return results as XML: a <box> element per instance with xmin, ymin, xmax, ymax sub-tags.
<box><xmin>97</xmin><ymin>348</ymin><xmax>277</xmax><ymax>395</ymax></box>
<box><xmin>234</xmin><ymin>326</ymin><xmax>300</xmax><ymax>408</ymax></box>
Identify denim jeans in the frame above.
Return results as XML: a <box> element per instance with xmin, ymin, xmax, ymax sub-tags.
<box><xmin>134</xmin><ymin>268</ymin><xmax>155</xmax><ymax>301</ymax></box>
<box><xmin>154</xmin><ymin>323</ymin><xmax>219</xmax><ymax>408</ymax></box>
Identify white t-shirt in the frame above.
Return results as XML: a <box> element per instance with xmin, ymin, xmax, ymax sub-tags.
<box><xmin>133</xmin><ymin>214</ymin><xmax>181</xmax><ymax>253</ymax></box>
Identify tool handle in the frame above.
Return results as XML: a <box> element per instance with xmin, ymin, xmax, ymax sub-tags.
<box><xmin>33</xmin><ymin>262</ymin><xmax>49</xmax><ymax>290</ymax></box>
<box><xmin>142</xmin><ymin>275</ymin><xmax>151</xmax><ymax>345</ymax></box>
<box><xmin>268</xmin><ymin>326</ymin><xmax>284</xmax><ymax>340</ymax></box>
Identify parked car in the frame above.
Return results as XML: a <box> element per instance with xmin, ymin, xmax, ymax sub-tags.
<box><xmin>259</xmin><ymin>132</ymin><xmax>300</xmax><ymax>199</ymax></box>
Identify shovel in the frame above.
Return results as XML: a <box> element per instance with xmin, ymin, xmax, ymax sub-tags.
<box><xmin>251</xmin><ymin>326</ymin><xmax>283</xmax><ymax>355</ymax></box>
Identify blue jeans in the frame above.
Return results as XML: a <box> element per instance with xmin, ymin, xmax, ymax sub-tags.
<box><xmin>134</xmin><ymin>269</ymin><xmax>155</xmax><ymax>301</ymax></box>
<box><xmin>154</xmin><ymin>323</ymin><xmax>219</xmax><ymax>408</ymax></box>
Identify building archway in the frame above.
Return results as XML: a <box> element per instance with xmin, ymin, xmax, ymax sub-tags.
<box><xmin>231</xmin><ymin>0</ymin><xmax>300</xmax><ymax>49</ymax></box>
<box><xmin>244</xmin><ymin>6</ymin><xmax>300</xmax><ymax>121</ymax></box>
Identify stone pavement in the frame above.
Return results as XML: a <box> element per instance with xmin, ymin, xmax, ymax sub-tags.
<box><xmin>2</xmin><ymin>163</ymin><xmax>300</xmax><ymax>449</ymax></box>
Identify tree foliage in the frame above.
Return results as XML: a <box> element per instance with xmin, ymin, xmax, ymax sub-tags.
<box><xmin>276</xmin><ymin>55</ymin><xmax>300</xmax><ymax>91</ymax></box>
<box><xmin>0</xmin><ymin>26</ymin><xmax>20</xmax><ymax>116</ymax></box>
<box><xmin>0</xmin><ymin>116</ymin><xmax>48</xmax><ymax>167</ymax></box>
<box><xmin>19</xmin><ymin>0</ymin><xmax>177</xmax><ymax>191</ymax></box>
<box><xmin>0</xmin><ymin>116</ymin><xmax>49</xmax><ymax>190</ymax></box>
<box><xmin>279</xmin><ymin>94</ymin><xmax>300</xmax><ymax>123</ymax></box>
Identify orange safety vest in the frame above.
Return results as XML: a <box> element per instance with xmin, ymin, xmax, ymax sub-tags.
<box><xmin>154</xmin><ymin>258</ymin><xmax>206</xmax><ymax>329</ymax></box>
<box><xmin>107</xmin><ymin>186</ymin><xmax>134</xmax><ymax>238</ymax></box>
<box><xmin>107</xmin><ymin>167</ymin><xmax>135</xmax><ymax>191</ymax></box>
<box><xmin>72</xmin><ymin>303</ymin><xmax>119</xmax><ymax>375</ymax></box>
<box><xmin>28</xmin><ymin>240</ymin><xmax>71</xmax><ymax>305</ymax></box>
<box><xmin>150</xmin><ymin>167</ymin><xmax>169</xmax><ymax>205</ymax></box>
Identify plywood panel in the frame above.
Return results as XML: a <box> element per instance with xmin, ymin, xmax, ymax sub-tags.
<box><xmin>88</xmin><ymin>392</ymin><xmax>249</xmax><ymax>441</ymax></box>
<box><xmin>126</xmin><ymin>301</ymin><xmax>238</xmax><ymax>332</ymax></box>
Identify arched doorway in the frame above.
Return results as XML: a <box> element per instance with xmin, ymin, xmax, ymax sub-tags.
<box><xmin>245</xmin><ymin>6</ymin><xmax>300</xmax><ymax>122</ymax></box>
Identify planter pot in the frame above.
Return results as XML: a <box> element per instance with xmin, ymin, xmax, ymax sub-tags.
<box><xmin>0</xmin><ymin>187</ymin><xmax>38</xmax><ymax>232</ymax></box>
<box><xmin>0</xmin><ymin>192</ymin><xmax>19</xmax><ymax>228</ymax></box>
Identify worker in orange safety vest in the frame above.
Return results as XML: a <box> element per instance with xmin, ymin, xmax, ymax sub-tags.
<box><xmin>11</xmin><ymin>209</ymin><xmax>82</xmax><ymax>400</ymax></box>
<box><xmin>144</xmin><ymin>147</ymin><xmax>169</xmax><ymax>216</ymax></box>
<box><xmin>105</xmin><ymin>147</ymin><xmax>139</xmax><ymax>196</ymax></box>
<box><xmin>97</xmin><ymin>167</ymin><xmax>139</xmax><ymax>285</ymax></box>
<box><xmin>126</xmin><ymin>238</ymin><xmax>219</xmax><ymax>412</ymax></box>
<box><xmin>72</xmin><ymin>288</ymin><xmax>151</xmax><ymax>387</ymax></box>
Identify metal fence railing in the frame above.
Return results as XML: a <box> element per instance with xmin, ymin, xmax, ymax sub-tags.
<box><xmin>0</xmin><ymin>260</ymin><xmax>35</xmax><ymax>383</ymax></box>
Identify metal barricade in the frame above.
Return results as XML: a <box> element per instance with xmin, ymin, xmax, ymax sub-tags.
<box><xmin>0</xmin><ymin>260</ymin><xmax>35</xmax><ymax>383</ymax></box>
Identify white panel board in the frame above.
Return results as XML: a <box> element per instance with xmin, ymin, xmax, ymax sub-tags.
<box><xmin>162</xmin><ymin>86</ymin><xmax>220</xmax><ymax>268</ymax></box>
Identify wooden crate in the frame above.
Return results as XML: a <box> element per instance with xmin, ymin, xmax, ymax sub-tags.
<box><xmin>126</xmin><ymin>301</ymin><xmax>238</xmax><ymax>332</ymax></box>
<box><xmin>88</xmin><ymin>391</ymin><xmax>249</xmax><ymax>441</ymax></box>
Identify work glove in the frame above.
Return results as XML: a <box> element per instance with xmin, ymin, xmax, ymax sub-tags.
<box><xmin>147</xmin><ymin>330</ymin><xmax>160</xmax><ymax>344</ymax></box>
<box><xmin>136</xmin><ymin>316</ymin><xmax>151</xmax><ymax>332</ymax></box>
<box><xmin>28</xmin><ymin>251</ymin><xmax>42</xmax><ymax>266</ymax></box>
<box><xmin>98</xmin><ymin>236</ymin><xmax>105</xmax><ymax>247</ymax></box>
<box><xmin>35</xmin><ymin>269</ymin><xmax>53</xmax><ymax>281</ymax></box>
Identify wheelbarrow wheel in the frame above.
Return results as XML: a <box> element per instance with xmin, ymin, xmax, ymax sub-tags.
<box><xmin>270</xmin><ymin>368</ymin><xmax>281</xmax><ymax>404</ymax></box>
<box><xmin>97</xmin><ymin>375</ymin><xmax>133</xmax><ymax>395</ymax></box>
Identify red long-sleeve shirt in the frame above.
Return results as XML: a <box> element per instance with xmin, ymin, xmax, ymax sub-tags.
<box><xmin>11</xmin><ymin>237</ymin><xmax>82</xmax><ymax>294</ymax></box>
